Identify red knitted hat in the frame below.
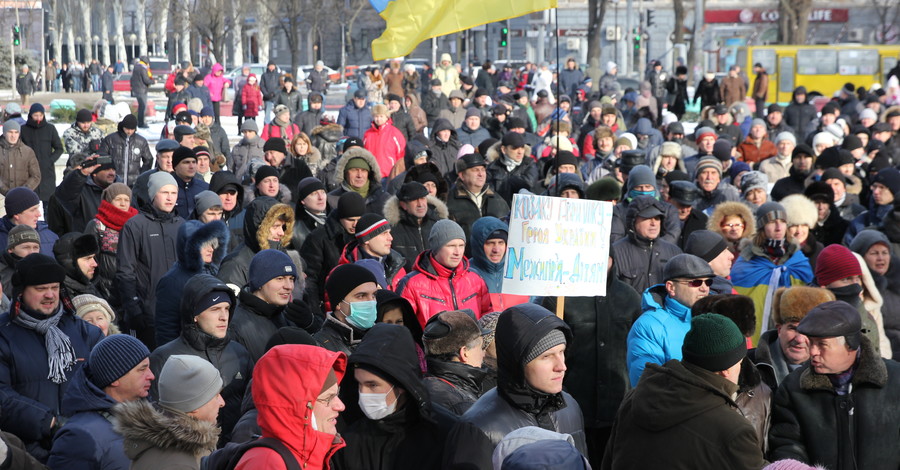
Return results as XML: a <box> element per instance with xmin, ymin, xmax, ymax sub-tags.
<box><xmin>814</xmin><ymin>244</ymin><xmax>862</xmax><ymax>287</ymax></box>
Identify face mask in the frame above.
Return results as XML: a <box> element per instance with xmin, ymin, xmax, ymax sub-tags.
<box><xmin>343</xmin><ymin>300</ymin><xmax>377</xmax><ymax>330</ymax></box>
<box><xmin>359</xmin><ymin>386</ymin><xmax>396</xmax><ymax>420</ymax></box>
<box><xmin>829</xmin><ymin>283</ymin><xmax>863</xmax><ymax>303</ymax></box>
<box><xmin>670</xmin><ymin>137</ymin><xmax>683</xmax><ymax>144</ymax></box>
<box><xmin>628</xmin><ymin>189</ymin><xmax>656</xmax><ymax>200</ymax></box>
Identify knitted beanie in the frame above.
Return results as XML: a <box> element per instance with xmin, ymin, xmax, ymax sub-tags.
<box><xmin>755</xmin><ymin>202</ymin><xmax>787</xmax><ymax>229</ymax></box>
<box><xmin>523</xmin><ymin>329</ymin><xmax>567</xmax><ymax>364</ymax></box>
<box><xmin>814</xmin><ymin>244</ymin><xmax>862</xmax><ymax>287</ymax></box>
<box><xmin>101</xmin><ymin>183</ymin><xmax>132</xmax><ymax>203</ymax></box>
<box><xmin>873</xmin><ymin>167</ymin><xmax>900</xmax><ymax>195</ymax></box>
<box><xmin>11</xmin><ymin>253</ymin><xmax>65</xmax><ymax>289</ymax></box>
<box><xmin>172</xmin><ymin>146</ymin><xmax>196</xmax><ymax>167</ymax></box>
<box><xmin>684</xmin><ymin>230</ymin><xmax>727</xmax><ymax>263</ymax></box>
<box><xmin>295</xmin><ymin>177</ymin><xmax>326</xmax><ymax>202</ymax></box>
<box><xmin>72</xmin><ymin>294</ymin><xmax>116</xmax><ymax>324</ymax></box>
<box><xmin>248</xmin><ymin>249</ymin><xmax>297</xmax><ymax>292</ymax></box>
<box><xmin>157</xmin><ymin>355</ymin><xmax>223</xmax><ymax>414</ymax></box>
<box><xmin>88</xmin><ymin>334</ymin><xmax>150</xmax><ymax>388</ymax></box>
<box><xmin>681</xmin><ymin>313</ymin><xmax>746</xmax><ymax>372</ymax></box>
<box><xmin>148</xmin><ymin>172</ymin><xmax>178</xmax><ymax>201</ymax></box>
<box><xmin>336</xmin><ymin>192</ymin><xmax>366</xmax><ymax>219</ymax></box>
<box><xmin>355</xmin><ymin>214</ymin><xmax>391</xmax><ymax>243</ymax></box>
<box><xmin>193</xmin><ymin>190</ymin><xmax>223</xmax><ymax>215</ymax></box>
<box><xmin>4</xmin><ymin>187</ymin><xmax>40</xmax><ymax>216</ymax></box>
<box><xmin>6</xmin><ymin>224</ymin><xmax>39</xmax><ymax>250</ymax></box>
<box><xmin>694</xmin><ymin>156</ymin><xmax>723</xmax><ymax>179</ymax></box>
<box><xmin>325</xmin><ymin>264</ymin><xmax>378</xmax><ymax>307</ymax></box>
<box><xmin>3</xmin><ymin>120</ymin><xmax>21</xmax><ymax>134</ymax></box>
<box><xmin>263</xmin><ymin>138</ymin><xmax>287</xmax><ymax>155</ymax></box>
<box><xmin>344</xmin><ymin>157</ymin><xmax>371</xmax><ymax>171</ymax></box>
<box><xmin>428</xmin><ymin>219</ymin><xmax>466</xmax><ymax>251</ymax></box>
<box><xmin>849</xmin><ymin>229</ymin><xmax>892</xmax><ymax>256</ymax></box>
<box><xmin>254</xmin><ymin>165</ymin><xmax>280</xmax><ymax>183</ymax></box>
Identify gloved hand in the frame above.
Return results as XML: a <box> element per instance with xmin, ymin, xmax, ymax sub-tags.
<box><xmin>284</xmin><ymin>299</ymin><xmax>322</xmax><ymax>333</ymax></box>
<box><xmin>124</xmin><ymin>303</ymin><xmax>152</xmax><ymax>332</ymax></box>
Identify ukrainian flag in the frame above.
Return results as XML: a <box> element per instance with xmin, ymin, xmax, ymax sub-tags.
<box><xmin>370</xmin><ymin>0</ymin><xmax>558</xmax><ymax>61</ymax></box>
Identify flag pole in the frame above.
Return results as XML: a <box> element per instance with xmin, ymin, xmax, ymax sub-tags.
<box><xmin>553</xmin><ymin>6</ymin><xmax>561</xmax><ymax>197</ymax></box>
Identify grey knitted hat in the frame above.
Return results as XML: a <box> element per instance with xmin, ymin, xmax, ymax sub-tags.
<box><xmin>148</xmin><ymin>172</ymin><xmax>178</xmax><ymax>201</ymax></box>
<box><xmin>524</xmin><ymin>329</ymin><xmax>567</xmax><ymax>364</ymax></box>
<box><xmin>157</xmin><ymin>355</ymin><xmax>223</xmax><ymax>413</ymax></box>
<box><xmin>428</xmin><ymin>219</ymin><xmax>466</xmax><ymax>252</ymax></box>
<box><xmin>194</xmin><ymin>190</ymin><xmax>223</xmax><ymax>215</ymax></box>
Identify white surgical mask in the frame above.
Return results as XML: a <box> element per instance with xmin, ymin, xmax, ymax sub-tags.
<box><xmin>358</xmin><ymin>386</ymin><xmax>396</xmax><ymax>420</ymax></box>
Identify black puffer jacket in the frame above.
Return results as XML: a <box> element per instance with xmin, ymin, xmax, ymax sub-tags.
<box><xmin>768</xmin><ymin>337</ymin><xmax>900</xmax><ymax>469</ymax></box>
<box><xmin>274</xmin><ymin>88</ymin><xmax>303</xmax><ymax>116</ymax></box>
<box><xmin>383</xmin><ymin>194</ymin><xmax>448</xmax><ymax>272</ymax></box>
<box><xmin>331</xmin><ymin>324</ymin><xmax>456</xmax><ymax>470</ymax></box>
<box><xmin>423</xmin><ymin>358</ymin><xmax>488</xmax><ymax>416</ymax></box>
<box><xmin>783</xmin><ymin>87</ymin><xmax>817</xmax><ymax>141</ymax></box>
<box><xmin>230</xmin><ymin>287</ymin><xmax>294</xmax><ymax>363</ymax></box>
<box><xmin>443</xmin><ymin>304</ymin><xmax>587</xmax><ymax>469</ymax></box>
<box><xmin>611</xmin><ymin>196</ymin><xmax>683</xmax><ymax>294</ymax></box>
<box><xmin>542</xmin><ymin>275</ymin><xmax>642</xmax><ymax>429</ymax></box>
<box><xmin>300</xmin><ymin>212</ymin><xmax>355</xmax><ymax>315</ymax></box>
<box><xmin>99</xmin><ymin>125</ymin><xmax>153</xmax><ymax>187</ymax></box>
<box><xmin>150</xmin><ymin>274</ymin><xmax>251</xmax><ymax>445</ymax></box>
<box><xmin>20</xmin><ymin>112</ymin><xmax>64</xmax><ymax>201</ymax></box>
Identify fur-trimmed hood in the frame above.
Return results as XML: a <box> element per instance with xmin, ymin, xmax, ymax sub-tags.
<box><xmin>176</xmin><ymin>220</ymin><xmax>230</xmax><ymax>272</ymax></box>
<box><xmin>404</xmin><ymin>162</ymin><xmax>449</xmax><ymax>200</ymax></box>
<box><xmin>257</xmin><ymin>203</ymin><xmax>295</xmax><ymax>251</ymax></box>
<box><xmin>311</xmin><ymin>123</ymin><xmax>344</xmax><ymax>143</ymax></box>
<box><xmin>707</xmin><ymin>201</ymin><xmax>756</xmax><ymax>239</ymax></box>
<box><xmin>297</xmin><ymin>146</ymin><xmax>324</xmax><ymax>169</ymax></box>
<box><xmin>241</xmin><ymin>196</ymin><xmax>294</xmax><ymax>252</ymax></box>
<box><xmin>484</xmin><ymin>139</ymin><xmax>533</xmax><ymax>163</ymax></box>
<box><xmin>333</xmin><ymin>146</ymin><xmax>383</xmax><ymax>188</ymax></box>
<box><xmin>113</xmin><ymin>400</ymin><xmax>219</xmax><ymax>463</ymax></box>
<box><xmin>382</xmin><ymin>195</ymin><xmax>448</xmax><ymax>226</ymax></box>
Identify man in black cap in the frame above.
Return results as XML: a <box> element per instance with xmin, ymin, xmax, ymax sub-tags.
<box><xmin>263</xmin><ymin>136</ymin><xmax>312</xmax><ymax>194</ymax></box>
<box><xmin>55</xmin><ymin>151</ymin><xmax>120</xmax><ymax>232</ymax></box>
<box><xmin>170</xmin><ymin>146</ymin><xmax>209</xmax><ymax>220</ymax></box>
<box><xmin>713</xmin><ymin>104</ymin><xmax>743</xmax><ymax>146</ymax></box>
<box><xmin>385</xmin><ymin>93</ymin><xmax>417</xmax><ymax>142</ymax></box>
<box><xmin>99</xmin><ymin>114</ymin><xmax>153</xmax><ymax>187</ymax></box>
<box><xmin>62</xmin><ymin>109</ymin><xmax>104</xmax><ymax>156</ymax></box>
<box><xmin>819</xmin><ymin>166</ymin><xmax>864</xmax><ymax>222</ymax></box>
<box><xmin>684</xmin><ymin>230</ymin><xmax>734</xmax><ymax>295</ymax></box>
<box><xmin>422</xmin><ymin>310</ymin><xmax>490</xmax><ymax>415</ymax></box>
<box><xmin>314</xmin><ymin>263</ymin><xmax>379</xmax><ymax>355</ymax></box>
<box><xmin>605</xmin><ymin>313</ymin><xmax>767</xmax><ymax>469</ymax></box>
<box><xmin>611</xmin><ymin>196</ymin><xmax>683</xmax><ymax>294</ymax></box>
<box><xmin>0</xmin><ymin>253</ymin><xmax>104</xmax><ymax>460</ymax></box>
<box><xmin>486</xmin><ymin>132</ymin><xmax>538</xmax><ymax>205</ymax></box>
<box><xmin>336</xmin><ymin>213</ymin><xmax>407</xmax><ymax>290</ymax></box>
<box><xmin>769</xmin><ymin>300</ymin><xmax>900</xmax><ymax>469</ymax></box>
<box><xmin>771</xmin><ymin>144</ymin><xmax>816</xmax><ymax>202</ymax></box>
<box><xmin>668</xmin><ymin>180</ymin><xmax>707</xmax><ymax>249</ymax></box>
<box><xmin>52</xmin><ymin>232</ymin><xmax>107</xmax><ymax>299</ymax></box>
<box><xmin>765</xmin><ymin>103</ymin><xmax>794</xmax><ymax>138</ymax></box>
<box><xmin>421</xmin><ymin>78</ymin><xmax>450</xmax><ymax>129</ymax></box>
<box><xmin>292</xmin><ymin>176</ymin><xmax>328</xmax><ymax>248</ymax></box>
<box><xmin>337</xmin><ymin>89</ymin><xmax>373</xmax><ymax>139</ymax></box>
<box><xmin>384</xmin><ymin>181</ymin><xmax>447</xmax><ymax>271</ymax></box>
<box><xmin>446</xmin><ymin>153</ymin><xmax>510</xmax><ymax>247</ymax></box>
<box><xmin>804</xmin><ymin>181</ymin><xmax>848</xmax><ymax>247</ymax></box>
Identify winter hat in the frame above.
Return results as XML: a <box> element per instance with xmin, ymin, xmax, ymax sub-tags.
<box><xmin>681</xmin><ymin>313</ymin><xmax>746</xmax><ymax>372</ymax></box>
<box><xmin>4</xmin><ymin>103</ymin><xmax>21</xmax><ymax>115</ymax></box>
<box><xmin>780</xmin><ymin>195</ymin><xmax>818</xmax><ymax>228</ymax></box>
<box><xmin>6</xmin><ymin>224</ymin><xmax>39</xmax><ymax>250</ymax></box>
<box><xmin>5</xmin><ymin>187</ymin><xmax>40</xmax><ymax>216</ymax></box>
<box><xmin>659</xmin><ymin>142</ymin><xmax>683</xmax><ymax>159</ymax></box>
<box><xmin>295</xmin><ymin>177</ymin><xmax>325</xmax><ymax>202</ymax></box>
<box><xmin>712</xmin><ymin>139</ymin><xmax>733</xmax><ymax>162</ymax></box>
<box><xmin>668</xmin><ymin>180</ymin><xmax>700</xmax><ymax>206</ymax></box>
<box><xmin>248</xmin><ymin>249</ymin><xmax>297</xmax><ymax>291</ymax></box>
<box><xmin>397</xmin><ymin>182</ymin><xmax>429</xmax><ymax>202</ymax></box>
<box><xmin>157</xmin><ymin>355</ymin><xmax>223</xmax><ymax>414</ymax></box>
<box><xmin>849</xmin><ymin>229</ymin><xmax>892</xmax><ymax>256</ymax></box>
<box><xmin>694</xmin><ymin>156</ymin><xmax>723</xmax><ymax>179</ymax></box>
<box><xmin>792</xmin><ymin>144</ymin><xmax>816</xmax><ymax>160</ymax></box>
<box><xmin>691</xmin><ymin>295</ymin><xmax>756</xmax><ymax>338</ymax></box>
<box><xmin>740</xmin><ymin>171</ymin><xmax>768</xmax><ymax>195</ymax></box>
<box><xmin>873</xmin><ymin>167</ymin><xmax>900</xmax><ymax>195</ymax></box>
<box><xmin>263</xmin><ymin>138</ymin><xmax>287</xmax><ymax>155</ymax></box>
<box><xmin>756</xmin><ymin>201</ymin><xmax>787</xmax><ymax>229</ymax></box>
<box><xmin>524</xmin><ymin>329</ymin><xmax>567</xmax><ymax>365</ymax></box>
<box><xmin>336</xmin><ymin>192</ymin><xmax>366</xmax><ymax>219</ymax></box>
<box><xmin>12</xmin><ymin>253</ymin><xmax>66</xmax><ymax>290</ymax></box>
<box><xmin>148</xmin><ymin>172</ymin><xmax>178</xmax><ymax>201</ymax></box>
<box><xmin>193</xmin><ymin>290</ymin><xmax>233</xmax><ymax>317</ymax></box>
<box><xmin>751</xmin><ymin>118</ymin><xmax>767</xmax><ymax>129</ymax></box>
<box><xmin>2</xmin><ymin>120</ymin><xmax>20</xmax><ymax>134</ymax></box>
<box><xmin>355</xmin><ymin>213</ymin><xmax>391</xmax><ymax>243</ymax></box>
<box><xmin>254</xmin><ymin>165</ymin><xmax>279</xmax><ymax>183</ymax></box>
<box><xmin>465</xmin><ymin>107</ymin><xmax>481</xmax><ymax>119</ymax></box>
<box><xmin>774</xmin><ymin>132</ymin><xmax>796</xmax><ymax>146</ymax></box>
<box><xmin>626</xmin><ymin>165</ymin><xmax>656</xmax><ymax>193</ymax></box>
<box><xmin>344</xmin><ymin>156</ymin><xmax>371</xmax><ymax>171</ymax></box>
<box><xmin>663</xmin><ymin>253</ymin><xmax>715</xmax><ymax>281</ymax></box>
<box><xmin>119</xmin><ymin>114</ymin><xmax>138</xmax><ymax>130</ymax></box>
<box><xmin>172</xmin><ymin>146</ymin><xmax>197</xmax><ymax>167</ymax></box>
<box><xmin>76</xmin><ymin>109</ymin><xmax>93</xmax><ymax>123</ymax></box>
<box><xmin>200</xmin><ymin>106</ymin><xmax>214</xmax><ymax>118</ymax></box>
<box><xmin>664</xmin><ymin>170</ymin><xmax>691</xmax><ymax>184</ymax></box>
<box><xmin>27</xmin><ymin>103</ymin><xmax>44</xmax><ymax>116</ymax></box>
<box><xmin>684</xmin><ymin>230</ymin><xmax>728</xmax><ymax>264</ymax></box>
<box><xmin>815</xmin><ymin>244</ymin><xmax>862</xmax><ymax>287</ymax></box>
<box><xmin>193</xmin><ymin>146</ymin><xmax>211</xmax><ymax>160</ymax></box>
<box><xmin>88</xmin><ymin>334</ymin><xmax>150</xmax><ymax>388</ymax></box>
<box><xmin>73</xmin><ymin>293</ymin><xmax>116</xmax><ymax>323</ymax></box>
<box><xmin>798</xmin><ymin>300</ymin><xmax>862</xmax><ymax>343</ymax></box>
<box><xmin>772</xmin><ymin>286</ymin><xmax>836</xmax><ymax>325</ymax></box>
<box><xmin>694</xmin><ymin>127</ymin><xmax>717</xmax><ymax>143</ymax></box>
<box><xmin>554</xmin><ymin>151</ymin><xmax>580</xmax><ymax>169</ymax></box>
<box><xmin>102</xmin><ymin>183</ymin><xmax>132</xmax><ymax>203</ymax></box>
<box><xmin>428</xmin><ymin>219</ymin><xmax>466</xmax><ymax>251</ymax></box>
<box><xmin>804</xmin><ymin>181</ymin><xmax>834</xmax><ymax>204</ymax></box>
<box><xmin>325</xmin><ymin>264</ymin><xmax>378</xmax><ymax>307</ymax></box>
<box><xmin>240</xmin><ymin>120</ymin><xmax>259</xmax><ymax>133</ymax></box>
<box><xmin>820</xmin><ymin>168</ymin><xmax>848</xmax><ymax>185</ymax></box>
<box><xmin>585</xmin><ymin>177</ymin><xmax>622</xmax><ymax>201</ymax></box>
<box><xmin>858</xmin><ymin>108</ymin><xmax>878</xmax><ymax>122</ymax></box>
<box><xmin>371</xmin><ymin>104</ymin><xmax>389</xmax><ymax>117</ymax></box>
<box><xmin>193</xmin><ymin>190</ymin><xmax>222</xmax><ymax>215</ymax></box>
<box><xmin>606</xmin><ymin>61</ymin><xmax>617</xmax><ymax>73</ymax></box>
<box><xmin>501</xmin><ymin>132</ymin><xmax>525</xmax><ymax>148</ymax></box>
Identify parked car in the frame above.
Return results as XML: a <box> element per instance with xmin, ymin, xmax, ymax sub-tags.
<box><xmin>148</xmin><ymin>57</ymin><xmax>172</xmax><ymax>86</ymax></box>
<box><xmin>113</xmin><ymin>73</ymin><xmax>131</xmax><ymax>92</ymax></box>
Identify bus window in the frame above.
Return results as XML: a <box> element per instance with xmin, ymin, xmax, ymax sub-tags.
<box><xmin>797</xmin><ymin>49</ymin><xmax>837</xmax><ymax>75</ymax></box>
<box><xmin>838</xmin><ymin>50</ymin><xmax>878</xmax><ymax>75</ymax></box>
<box><xmin>779</xmin><ymin>56</ymin><xmax>795</xmax><ymax>94</ymax></box>
<box><xmin>752</xmin><ymin>49</ymin><xmax>776</xmax><ymax>73</ymax></box>
<box><xmin>885</xmin><ymin>57</ymin><xmax>898</xmax><ymax>83</ymax></box>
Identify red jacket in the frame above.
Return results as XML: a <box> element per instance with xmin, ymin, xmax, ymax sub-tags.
<box><xmin>736</xmin><ymin>135</ymin><xmax>777</xmax><ymax>165</ymax></box>
<box><xmin>261</xmin><ymin>122</ymin><xmax>301</xmax><ymax>142</ymax></box>
<box><xmin>397</xmin><ymin>251</ymin><xmax>493</xmax><ymax>328</ymax></box>
<box><xmin>241</xmin><ymin>76</ymin><xmax>263</xmax><ymax>118</ymax></box>
<box><xmin>337</xmin><ymin>240</ymin><xmax>407</xmax><ymax>292</ymax></box>
<box><xmin>363</xmin><ymin>122</ymin><xmax>406</xmax><ymax>179</ymax></box>
<box><xmin>236</xmin><ymin>345</ymin><xmax>347</xmax><ymax>470</ymax></box>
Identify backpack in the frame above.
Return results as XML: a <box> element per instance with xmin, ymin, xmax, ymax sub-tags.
<box><xmin>200</xmin><ymin>437</ymin><xmax>301</xmax><ymax>470</ymax></box>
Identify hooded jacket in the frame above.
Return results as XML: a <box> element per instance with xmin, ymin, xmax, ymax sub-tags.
<box><xmin>99</xmin><ymin>124</ymin><xmax>153</xmax><ymax>187</ymax></box>
<box><xmin>151</xmin><ymin>275</ymin><xmax>250</xmax><ymax>445</ymax></box>
<box><xmin>783</xmin><ymin>87</ymin><xmax>817</xmax><ymax>139</ymax></box>
<box><xmin>331</xmin><ymin>324</ymin><xmax>454</xmax><ymax>470</ymax></box>
<box><xmin>47</xmin><ymin>362</ymin><xmax>131</xmax><ymax>470</ymax></box>
<box><xmin>218</xmin><ymin>198</ymin><xmax>293</xmax><ymax>291</ymax></box>
<box><xmin>21</xmin><ymin>108</ymin><xmax>64</xmax><ymax>201</ymax></box>
<box><xmin>296</xmin><ymin>99</ymin><xmax>325</xmax><ymax>137</ymax></box>
<box><xmin>0</xmin><ymin>136</ymin><xmax>41</xmax><ymax>195</ymax></box>
<box><xmin>53</xmin><ymin>231</ymin><xmax>109</xmax><ymax>300</ymax></box>
<box><xmin>301</xmin><ymin>212</ymin><xmax>356</xmax><ymax>316</ymax></box>
<box><xmin>769</xmin><ymin>336</ymin><xmax>900</xmax><ymax>469</ymax></box>
<box><xmin>397</xmin><ymin>251</ymin><xmax>492</xmax><ymax>328</ymax></box>
<box><xmin>609</xmin><ymin>166</ymin><xmax>682</xmax><ymax>245</ymax></box>
<box><xmin>113</xmin><ymin>399</ymin><xmax>219</xmax><ymax>470</ymax></box>
<box><xmin>601</xmin><ymin>360</ymin><xmax>767</xmax><ymax>470</ymax></box>
<box><xmin>230</xmin><ymin>133</ymin><xmax>265</xmax><ymax>185</ymax></box>
<box><xmin>203</xmin><ymin>64</ymin><xmax>230</xmax><ymax>102</ymax></box>
<box><xmin>626</xmin><ymin>285</ymin><xmax>693</xmax><ymax>386</ymax></box>
<box><xmin>235</xmin><ymin>346</ymin><xmax>347</xmax><ymax>470</ymax></box>
<box><xmin>428</xmin><ymin>118</ymin><xmax>462</xmax><ymax>182</ymax></box>
<box><xmin>364</xmin><ymin>120</ymin><xmax>406</xmax><ymax>178</ymax></box>
<box><xmin>383</xmin><ymin>194</ymin><xmax>448</xmax><ymax>272</ymax></box>
<box><xmin>325</xmin><ymin>147</ymin><xmax>390</xmax><ymax>215</ymax></box>
<box><xmin>485</xmin><ymin>140</ymin><xmax>539</xmax><ymax>205</ymax></box>
<box><xmin>209</xmin><ymin>171</ymin><xmax>247</xmax><ymax>248</ymax></box>
<box><xmin>155</xmin><ymin>220</ymin><xmax>230</xmax><ymax>346</ymax></box>
<box><xmin>611</xmin><ymin>197</ymin><xmax>682</xmax><ymax>295</ymax></box>
<box><xmin>443</xmin><ymin>304</ymin><xmax>587</xmax><ymax>469</ymax></box>
<box><xmin>468</xmin><ymin>216</ymin><xmax>530</xmax><ymax>312</ymax></box>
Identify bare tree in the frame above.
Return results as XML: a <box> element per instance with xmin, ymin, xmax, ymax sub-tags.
<box><xmin>63</xmin><ymin>0</ymin><xmax>76</xmax><ymax>62</ymax></box>
<box><xmin>255</xmin><ymin>1</ymin><xmax>274</xmax><ymax>64</ymax></box>
<box><xmin>112</xmin><ymin>0</ymin><xmax>127</xmax><ymax>63</ymax></box>
<box><xmin>585</xmin><ymin>0</ymin><xmax>608</xmax><ymax>89</ymax></box>
<box><xmin>99</xmin><ymin>0</ymin><xmax>110</xmax><ymax>65</ymax></box>
<box><xmin>343</xmin><ymin>0</ymin><xmax>371</xmax><ymax>61</ymax></box>
<box><xmin>872</xmin><ymin>0</ymin><xmax>900</xmax><ymax>44</ymax></box>
<box><xmin>778</xmin><ymin>0</ymin><xmax>813</xmax><ymax>44</ymax></box>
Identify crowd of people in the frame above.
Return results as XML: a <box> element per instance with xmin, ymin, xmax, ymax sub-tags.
<box><xmin>0</xmin><ymin>53</ymin><xmax>898</xmax><ymax>470</ymax></box>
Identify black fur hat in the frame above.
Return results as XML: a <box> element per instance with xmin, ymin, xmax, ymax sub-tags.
<box><xmin>691</xmin><ymin>294</ymin><xmax>756</xmax><ymax>337</ymax></box>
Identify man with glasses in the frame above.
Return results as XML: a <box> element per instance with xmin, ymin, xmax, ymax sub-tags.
<box><xmin>422</xmin><ymin>310</ymin><xmax>490</xmax><ymax>415</ymax></box>
<box><xmin>626</xmin><ymin>253</ymin><xmax>715</xmax><ymax>385</ymax></box>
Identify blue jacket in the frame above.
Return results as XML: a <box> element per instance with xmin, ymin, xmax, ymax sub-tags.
<box><xmin>154</xmin><ymin>220</ymin><xmax>229</xmax><ymax>346</ymax></box>
<box><xmin>186</xmin><ymin>83</ymin><xmax>212</xmax><ymax>109</ymax></box>
<box><xmin>0</xmin><ymin>217</ymin><xmax>59</xmax><ymax>257</ymax></box>
<box><xmin>456</xmin><ymin>123</ymin><xmax>491</xmax><ymax>148</ymax></box>
<box><xmin>47</xmin><ymin>363</ymin><xmax>130</xmax><ymax>470</ymax></box>
<box><xmin>337</xmin><ymin>101</ymin><xmax>372</xmax><ymax>139</ymax></box>
<box><xmin>844</xmin><ymin>202</ymin><xmax>892</xmax><ymax>246</ymax></box>
<box><xmin>173</xmin><ymin>174</ymin><xmax>210</xmax><ymax>220</ymax></box>
<box><xmin>626</xmin><ymin>285</ymin><xmax>692</xmax><ymax>386</ymax></box>
<box><xmin>0</xmin><ymin>305</ymin><xmax>103</xmax><ymax>460</ymax></box>
<box><xmin>468</xmin><ymin>216</ymin><xmax>508</xmax><ymax>293</ymax></box>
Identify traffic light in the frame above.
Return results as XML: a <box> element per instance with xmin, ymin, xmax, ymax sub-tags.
<box><xmin>633</xmin><ymin>27</ymin><xmax>641</xmax><ymax>50</ymax></box>
<box><xmin>12</xmin><ymin>25</ymin><xmax>20</xmax><ymax>46</ymax></box>
<box><xmin>646</xmin><ymin>10</ymin><xmax>655</xmax><ymax>27</ymax></box>
<box><xmin>500</xmin><ymin>26</ymin><xmax>509</xmax><ymax>47</ymax></box>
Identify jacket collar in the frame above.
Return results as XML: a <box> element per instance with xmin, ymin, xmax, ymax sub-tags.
<box><xmin>799</xmin><ymin>337</ymin><xmax>888</xmax><ymax>392</ymax></box>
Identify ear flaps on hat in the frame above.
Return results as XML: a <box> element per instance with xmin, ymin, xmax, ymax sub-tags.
<box><xmin>72</xmin><ymin>234</ymin><xmax>100</xmax><ymax>260</ymax></box>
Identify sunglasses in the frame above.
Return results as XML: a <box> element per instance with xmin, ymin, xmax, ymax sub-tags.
<box><xmin>677</xmin><ymin>279</ymin><xmax>714</xmax><ymax>288</ymax></box>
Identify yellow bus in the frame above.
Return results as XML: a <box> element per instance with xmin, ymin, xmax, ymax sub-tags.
<box><xmin>734</xmin><ymin>45</ymin><xmax>900</xmax><ymax>105</ymax></box>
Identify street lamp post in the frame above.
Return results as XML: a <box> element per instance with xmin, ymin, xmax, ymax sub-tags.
<box><xmin>93</xmin><ymin>35</ymin><xmax>99</xmax><ymax>60</ymax></box>
<box><xmin>129</xmin><ymin>34</ymin><xmax>137</xmax><ymax>62</ymax></box>
<box><xmin>150</xmin><ymin>33</ymin><xmax>158</xmax><ymax>55</ymax></box>
<box><xmin>174</xmin><ymin>32</ymin><xmax>181</xmax><ymax>63</ymax></box>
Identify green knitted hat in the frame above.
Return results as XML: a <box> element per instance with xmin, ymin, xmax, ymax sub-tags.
<box><xmin>345</xmin><ymin>157</ymin><xmax>371</xmax><ymax>171</ymax></box>
<box><xmin>681</xmin><ymin>313</ymin><xmax>746</xmax><ymax>372</ymax></box>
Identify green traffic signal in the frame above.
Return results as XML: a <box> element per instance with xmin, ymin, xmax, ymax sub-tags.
<box><xmin>12</xmin><ymin>25</ymin><xmax>20</xmax><ymax>46</ymax></box>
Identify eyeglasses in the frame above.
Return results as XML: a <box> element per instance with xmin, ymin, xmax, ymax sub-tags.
<box><xmin>721</xmin><ymin>223</ymin><xmax>744</xmax><ymax>229</ymax></box>
<box><xmin>676</xmin><ymin>279</ymin><xmax>714</xmax><ymax>288</ymax></box>
<box><xmin>316</xmin><ymin>389</ymin><xmax>340</xmax><ymax>407</ymax></box>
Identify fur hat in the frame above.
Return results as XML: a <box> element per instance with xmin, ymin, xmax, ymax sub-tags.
<box><xmin>691</xmin><ymin>294</ymin><xmax>756</xmax><ymax>337</ymax></box>
<box><xmin>780</xmin><ymin>194</ymin><xmax>818</xmax><ymax>228</ymax></box>
<box><xmin>772</xmin><ymin>286</ymin><xmax>836</xmax><ymax>325</ymax></box>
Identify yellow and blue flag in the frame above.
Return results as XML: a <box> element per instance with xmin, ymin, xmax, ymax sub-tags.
<box><xmin>369</xmin><ymin>0</ymin><xmax>557</xmax><ymax>61</ymax></box>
